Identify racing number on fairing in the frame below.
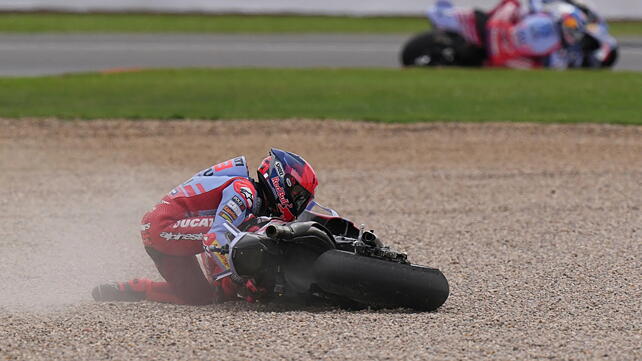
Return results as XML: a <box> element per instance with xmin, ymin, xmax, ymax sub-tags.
<box><xmin>214</xmin><ymin>160</ymin><xmax>234</xmax><ymax>172</ymax></box>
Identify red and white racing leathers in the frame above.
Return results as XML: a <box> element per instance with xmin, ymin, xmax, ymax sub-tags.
<box><xmin>135</xmin><ymin>156</ymin><xmax>259</xmax><ymax>305</ymax></box>
<box><xmin>486</xmin><ymin>0</ymin><xmax>562</xmax><ymax>68</ymax></box>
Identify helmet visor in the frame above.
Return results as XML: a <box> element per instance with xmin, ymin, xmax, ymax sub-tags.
<box><xmin>290</xmin><ymin>184</ymin><xmax>313</xmax><ymax>217</ymax></box>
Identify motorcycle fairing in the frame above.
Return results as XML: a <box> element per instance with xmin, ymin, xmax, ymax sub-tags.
<box><xmin>299</xmin><ymin>201</ymin><xmax>360</xmax><ymax>239</ymax></box>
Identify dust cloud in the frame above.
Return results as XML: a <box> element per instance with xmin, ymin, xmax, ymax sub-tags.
<box><xmin>0</xmin><ymin>134</ymin><xmax>159</xmax><ymax>309</ymax></box>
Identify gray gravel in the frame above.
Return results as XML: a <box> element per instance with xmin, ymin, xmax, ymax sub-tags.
<box><xmin>0</xmin><ymin>119</ymin><xmax>640</xmax><ymax>360</ymax></box>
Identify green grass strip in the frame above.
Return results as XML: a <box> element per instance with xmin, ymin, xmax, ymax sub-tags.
<box><xmin>0</xmin><ymin>13</ymin><xmax>640</xmax><ymax>36</ymax></box>
<box><xmin>608</xmin><ymin>21</ymin><xmax>642</xmax><ymax>37</ymax></box>
<box><xmin>0</xmin><ymin>68</ymin><xmax>640</xmax><ymax>124</ymax></box>
<box><xmin>0</xmin><ymin>13</ymin><xmax>430</xmax><ymax>34</ymax></box>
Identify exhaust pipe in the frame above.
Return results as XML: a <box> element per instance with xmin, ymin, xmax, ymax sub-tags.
<box><xmin>266</xmin><ymin>224</ymin><xmax>294</xmax><ymax>240</ymax></box>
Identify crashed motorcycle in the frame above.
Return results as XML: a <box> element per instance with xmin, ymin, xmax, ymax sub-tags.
<box><xmin>203</xmin><ymin>203</ymin><xmax>449</xmax><ymax>311</ymax></box>
<box><xmin>401</xmin><ymin>0</ymin><xmax>618</xmax><ymax>68</ymax></box>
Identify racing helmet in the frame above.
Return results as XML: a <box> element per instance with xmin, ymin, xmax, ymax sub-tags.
<box><xmin>257</xmin><ymin>148</ymin><xmax>318</xmax><ymax>221</ymax></box>
<box><xmin>545</xmin><ymin>2</ymin><xmax>588</xmax><ymax>46</ymax></box>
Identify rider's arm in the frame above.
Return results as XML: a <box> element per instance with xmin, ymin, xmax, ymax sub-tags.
<box><xmin>545</xmin><ymin>49</ymin><xmax>570</xmax><ymax>69</ymax></box>
<box><xmin>200</xmin><ymin>179</ymin><xmax>258</xmax><ymax>302</ymax></box>
<box><xmin>202</xmin><ymin>179</ymin><xmax>256</xmax><ymax>280</ymax></box>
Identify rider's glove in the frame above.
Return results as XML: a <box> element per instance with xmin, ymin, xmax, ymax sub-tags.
<box><xmin>211</xmin><ymin>277</ymin><xmax>238</xmax><ymax>303</ymax></box>
<box><xmin>233</xmin><ymin>276</ymin><xmax>267</xmax><ymax>303</ymax></box>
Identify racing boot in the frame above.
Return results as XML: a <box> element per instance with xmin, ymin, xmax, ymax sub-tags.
<box><xmin>91</xmin><ymin>278</ymin><xmax>151</xmax><ymax>302</ymax></box>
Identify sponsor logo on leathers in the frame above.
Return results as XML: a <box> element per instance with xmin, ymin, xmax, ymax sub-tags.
<box><xmin>222</xmin><ymin>205</ymin><xmax>238</xmax><ymax>220</ymax></box>
<box><xmin>204</xmin><ymin>234</ymin><xmax>231</xmax><ymax>270</ymax></box>
<box><xmin>239</xmin><ymin>188</ymin><xmax>254</xmax><ymax>209</ymax></box>
<box><xmin>231</xmin><ymin>196</ymin><xmax>246</xmax><ymax>211</ymax></box>
<box><xmin>160</xmin><ymin>232</ymin><xmax>204</xmax><ymax>241</ymax></box>
<box><xmin>219</xmin><ymin>211</ymin><xmax>234</xmax><ymax>223</ymax></box>
<box><xmin>172</xmin><ymin>218</ymin><xmax>214</xmax><ymax>229</ymax></box>
<box><xmin>226</xmin><ymin>199</ymin><xmax>243</xmax><ymax>216</ymax></box>
<box><xmin>233</xmin><ymin>179</ymin><xmax>255</xmax><ymax>209</ymax></box>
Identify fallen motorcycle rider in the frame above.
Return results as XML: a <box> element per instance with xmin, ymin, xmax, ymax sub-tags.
<box><xmin>92</xmin><ymin>148</ymin><xmax>449</xmax><ymax>310</ymax></box>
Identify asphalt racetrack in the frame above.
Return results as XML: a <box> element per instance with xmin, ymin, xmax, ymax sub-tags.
<box><xmin>0</xmin><ymin>34</ymin><xmax>641</xmax><ymax>76</ymax></box>
<box><xmin>1</xmin><ymin>119</ymin><xmax>640</xmax><ymax>360</ymax></box>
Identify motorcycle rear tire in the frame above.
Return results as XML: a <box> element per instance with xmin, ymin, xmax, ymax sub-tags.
<box><xmin>400</xmin><ymin>31</ymin><xmax>485</xmax><ymax>67</ymax></box>
<box><xmin>313</xmin><ymin>250</ymin><xmax>449</xmax><ymax>311</ymax></box>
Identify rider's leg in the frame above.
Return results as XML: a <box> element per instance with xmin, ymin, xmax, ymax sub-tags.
<box><xmin>93</xmin><ymin>202</ymin><xmax>215</xmax><ymax>304</ymax></box>
<box><xmin>142</xmin><ymin>246</ymin><xmax>214</xmax><ymax>305</ymax></box>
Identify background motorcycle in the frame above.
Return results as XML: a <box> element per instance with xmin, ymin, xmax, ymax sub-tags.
<box><xmin>400</xmin><ymin>0</ymin><xmax>618</xmax><ymax>68</ymax></box>
<box><xmin>204</xmin><ymin>203</ymin><xmax>450</xmax><ymax>311</ymax></box>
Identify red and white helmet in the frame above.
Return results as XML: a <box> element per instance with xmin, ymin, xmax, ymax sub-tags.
<box><xmin>257</xmin><ymin>148</ymin><xmax>318</xmax><ymax>221</ymax></box>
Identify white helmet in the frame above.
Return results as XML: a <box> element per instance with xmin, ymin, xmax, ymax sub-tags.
<box><xmin>543</xmin><ymin>2</ymin><xmax>588</xmax><ymax>45</ymax></box>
